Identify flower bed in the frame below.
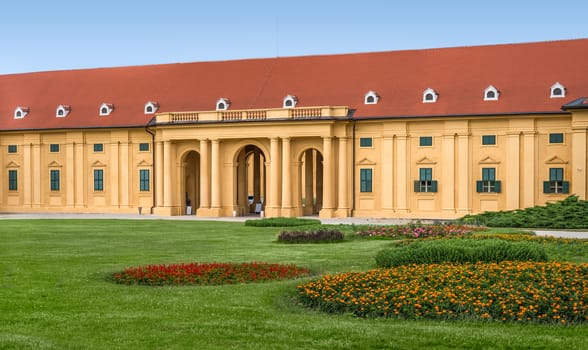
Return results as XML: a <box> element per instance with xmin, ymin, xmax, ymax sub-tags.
<box><xmin>297</xmin><ymin>261</ymin><xmax>587</xmax><ymax>324</ymax></box>
<box><xmin>277</xmin><ymin>229</ymin><xmax>344</xmax><ymax>243</ymax></box>
<box><xmin>112</xmin><ymin>262</ymin><xmax>310</xmax><ymax>286</ymax></box>
<box><xmin>355</xmin><ymin>223</ymin><xmax>483</xmax><ymax>239</ymax></box>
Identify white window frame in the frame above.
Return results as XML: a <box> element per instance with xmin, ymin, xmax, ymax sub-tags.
<box><xmin>216</xmin><ymin>98</ymin><xmax>230</xmax><ymax>111</ymax></box>
<box><xmin>99</xmin><ymin>103</ymin><xmax>114</xmax><ymax>116</ymax></box>
<box><xmin>283</xmin><ymin>95</ymin><xmax>298</xmax><ymax>108</ymax></box>
<box><xmin>550</xmin><ymin>82</ymin><xmax>566</xmax><ymax>98</ymax></box>
<box><xmin>364</xmin><ymin>91</ymin><xmax>379</xmax><ymax>105</ymax></box>
<box><xmin>484</xmin><ymin>85</ymin><xmax>500</xmax><ymax>101</ymax></box>
<box><xmin>422</xmin><ymin>88</ymin><xmax>438</xmax><ymax>103</ymax></box>
<box><xmin>56</xmin><ymin>105</ymin><xmax>70</xmax><ymax>117</ymax></box>
<box><xmin>144</xmin><ymin>101</ymin><xmax>159</xmax><ymax>114</ymax></box>
<box><xmin>14</xmin><ymin>107</ymin><xmax>29</xmax><ymax>119</ymax></box>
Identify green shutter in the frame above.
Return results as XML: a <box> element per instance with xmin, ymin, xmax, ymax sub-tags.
<box><xmin>414</xmin><ymin>180</ymin><xmax>420</xmax><ymax>192</ymax></box>
<box><xmin>543</xmin><ymin>181</ymin><xmax>552</xmax><ymax>194</ymax></box>
<box><xmin>476</xmin><ymin>181</ymin><xmax>483</xmax><ymax>193</ymax></box>
<box><xmin>431</xmin><ymin>180</ymin><xmax>438</xmax><ymax>192</ymax></box>
<box><xmin>494</xmin><ymin>181</ymin><xmax>501</xmax><ymax>193</ymax></box>
<box><xmin>562</xmin><ymin>181</ymin><xmax>570</xmax><ymax>194</ymax></box>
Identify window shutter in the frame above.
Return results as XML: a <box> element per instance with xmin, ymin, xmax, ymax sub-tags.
<box><xmin>414</xmin><ymin>180</ymin><xmax>421</xmax><ymax>192</ymax></box>
<box><xmin>494</xmin><ymin>181</ymin><xmax>501</xmax><ymax>193</ymax></box>
<box><xmin>543</xmin><ymin>181</ymin><xmax>551</xmax><ymax>194</ymax></box>
<box><xmin>476</xmin><ymin>181</ymin><xmax>483</xmax><ymax>193</ymax></box>
<box><xmin>431</xmin><ymin>180</ymin><xmax>438</xmax><ymax>193</ymax></box>
<box><xmin>562</xmin><ymin>181</ymin><xmax>570</xmax><ymax>194</ymax></box>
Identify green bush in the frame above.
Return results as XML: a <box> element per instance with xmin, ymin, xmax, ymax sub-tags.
<box><xmin>459</xmin><ymin>195</ymin><xmax>588</xmax><ymax>228</ymax></box>
<box><xmin>277</xmin><ymin>229</ymin><xmax>344</xmax><ymax>243</ymax></box>
<box><xmin>375</xmin><ymin>239</ymin><xmax>548</xmax><ymax>267</ymax></box>
<box><xmin>244</xmin><ymin>217</ymin><xmax>321</xmax><ymax>227</ymax></box>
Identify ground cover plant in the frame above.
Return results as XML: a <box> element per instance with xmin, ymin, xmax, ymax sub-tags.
<box><xmin>375</xmin><ymin>239</ymin><xmax>548</xmax><ymax>267</ymax></box>
<box><xmin>1</xmin><ymin>219</ymin><xmax>587</xmax><ymax>349</ymax></box>
<box><xmin>459</xmin><ymin>195</ymin><xmax>588</xmax><ymax>228</ymax></box>
<box><xmin>297</xmin><ymin>261</ymin><xmax>588</xmax><ymax>324</ymax></box>
<box><xmin>355</xmin><ymin>223</ymin><xmax>483</xmax><ymax>239</ymax></box>
<box><xmin>277</xmin><ymin>229</ymin><xmax>344</xmax><ymax>243</ymax></box>
<box><xmin>112</xmin><ymin>262</ymin><xmax>310</xmax><ymax>286</ymax></box>
<box><xmin>244</xmin><ymin>217</ymin><xmax>321</xmax><ymax>227</ymax></box>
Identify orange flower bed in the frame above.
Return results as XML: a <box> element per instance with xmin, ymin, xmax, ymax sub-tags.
<box><xmin>297</xmin><ymin>261</ymin><xmax>587</xmax><ymax>324</ymax></box>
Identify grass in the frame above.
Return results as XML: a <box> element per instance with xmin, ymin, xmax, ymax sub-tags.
<box><xmin>0</xmin><ymin>219</ymin><xmax>587</xmax><ymax>349</ymax></box>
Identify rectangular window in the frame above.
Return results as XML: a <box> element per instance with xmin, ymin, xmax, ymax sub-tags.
<box><xmin>360</xmin><ymin>169</ymin><xmax>372</xmax><ymax>193</ymax></box>
<box><xmin>94</xmin><ymin>169</ymin><xmax>104</xmax><ymax>191</ymax></box>
<box><xmin>8</xmin><ymin>170</ymin><xmax>17</xmax><ymax>191</ymax></box>
<box><xmin>549</xmin><ymin>133</ymin><xmax>564</xmax><ymax>144</ymax></box>
<box><xmin>139</xmin><ymin>143</ymin><xmax>150</xmax><ymax>152</ymax></box>
<box><xmin>419</xmin><ymin>136</ymin><xmax>433</xmax><ymax>147</ymax></box>
<box><xmin>50</xmin><ymin>144</ymin><xmax>60</xmax><ymax>153</ymax></box>
<box><xmin>476</xmin><ymin>167</ymin><xmax>501</xmax><ymax>193</ymax></box>
<box><xmin>139</xmin><ymin>169</ymin><xmax>150</xmax><ymax>191</ymax></box>
<box><xmin>8</xmin><ymin>145</ymin><xmax>17</xmax><ymax>153</ymax></box>
<box><xmin>482</xmin><ymin>135</ymin><xmax>496</xmax><ymax>145</ymax></box>
<box><xmin>50</xmin><ymin>170</ymin><xmax>60</xmax><ymax>191</ymax></box>
<box><xmin>544</xmin><ymin>167</ymin><xmax>569</xmax><ymax>194</ymax></box>
<box><xmin>93</xmin><ymin>144</ymin><xmax>104</xmax><ymax>152</ymax></box>
<box><xmin>414</xmin><ymin>168</ymin><xmax>438</xmax><ymax>192</ymax></box>
<box><xmin>359</xmin><ymin>138</ymin><xmax>373</xmax><ymax>148</ymax></box>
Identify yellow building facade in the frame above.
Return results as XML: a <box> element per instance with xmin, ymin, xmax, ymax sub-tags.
<box><xmin>1</xmin><ymin>39</ymin><xmax>588</xmax><ymax>218</ymax></box>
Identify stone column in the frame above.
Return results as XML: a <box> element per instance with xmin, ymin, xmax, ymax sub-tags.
<box><xmin>337</xmin><ymin>137</ymin><xmax>350</xmax><ymax>217</ymax></box>
<box><xmin>267</xmin><ymin>137</ymin><xmax>281</xmax><ymax>217</ymax></box>
<box><xmin>163</xmin><ymin>141</ymin><xmax>172</xmax><ymax>210</ymax></box>
<box><xmin>119</xmin><ymin>141</ymin><xmax>130</xmax><ymax>208</ymax></box>
<box><xmin>281</xmin><ymin>137</ymin><xmax>293</xmax><ymax>216</ymax></box>
<box><xmin>506</xmin><ymin>132</ymin><xmax>520</xmax><ymax>210</ymax></box>
<box><xmin>110</xmin><ymin>142</ymin><xmax>120</xmax><ymax>207</ymax></box>
<box><xmin>304</xmin><ymin>150</ymin><xmax>314</xmax><ymax>215</ymax></box>
<box><xmin>155</xmin><ymin>141</ymin><xmax>164</xmax><ymax>208</ymax></box>
<box><xmin>199</xmin><ymin>139</ymin><xmax>210</xmax><ymax>211</ymax></box>
<box><xmin>74</xmin><ymin>142</ymin><xmax>84</xmax><ymax>208</ymax></box>
<box><xmin>380</xmin><ymin>136</ymin><xmax>393</xmax><ymax>213</ymax></box>
<box><xmin>23</xmin><ymin>143</ymin><xmax>32</xmax><ymax>207</ymax></box>
<box><xmin>210</xmin><ymin>139</ymin><xmax>221</xmax><ymax>215</ymax></box>
<box><xmin>522</xmin><ymin>131</ymin><xmax>536</xmax><ymax>208</ymax></box>
<box><xmin>66</xmin><ymin>142</ymin><xmax>75</xmax><ymax>208</ymax></box>
<box><xmin>320</xmin><ymin>137</ymin><xmax>334</xmax><ymax>218</ymax></box>
<box><xmin>442</xmin><ymin>134</ymin><xmax>455</xmax><ymax>213</ymax></box>
<box><xmin>395</xmin><ymin>135</ymin><xmax>409</xmax><ymax>213</ymax></box>
<box><xmin>572</xmin><ymin>128</ymin><xmax>587</xmax><ymax>199</ymax></box>
<box><xmin>456</xmin><ymin>133</ymin><xmax>470</xmax><ymax>214</ymax></box>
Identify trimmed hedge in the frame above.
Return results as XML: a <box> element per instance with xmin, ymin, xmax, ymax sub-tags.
<box><xmin>277</xmin><ymin>229</ymin><xmax>344</xmax><ymax>243</ymax></box>
<box><xmin>375</xmin><ymin>239</ymin><xmax>548</xmax><ymax>267</ymax></box>
<box><xmin>244</xmin><ymin>217</ymin><xmax>321</xmax><ymax>227</ymax></box>
<box><xmin>459</xmin><ymin>195</ymin><xmax>588</xmax><ymax>228</ymax></box>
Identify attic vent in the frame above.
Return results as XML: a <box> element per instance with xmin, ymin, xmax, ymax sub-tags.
<box><xmin>216</xmin><ymin>98</ymin><xmax>230</xmax><ymax>111</ymax></box>
<box><xmin>484</xmin><ymin>85</ymin><xmax>500</xmax><ymax>101</ymax></box>
<box><xmin>283</xmin><ymin>95</ymin><xmax>298</xmax><ymax>108</ymax></box>
<box><xmin>14</xmin><ymin>106</ymin><xmax>29</xmax><ymax>119</ymax></box>
<box><xmin>364</xmin><ymin>91</ymin><xmax>379</xmax><ymax>105</ymax></box>
<box><xmin>144</xmin><ymin>101</ymin><xmax>159</xmax><ymax>114</ymax></box>
<box><xmin>422</xmin><ymin>88</ymin><xmax>438</xmax><ymax>103</ymax></box>
<box><xmin>56</xmin><ymin>105</ymin><xmax>70</xmax><ymax>117</ymax></box>
<box><xmin>550</xmin><ymin>82</ymin><xmax>566</xmax><ymax>98</ymax></box>
<box><xmin>99</xmin><ymin>103</ymin><xmax>114</xmax><ymax>116</ymax></box>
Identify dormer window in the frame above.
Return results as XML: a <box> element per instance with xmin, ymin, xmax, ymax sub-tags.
<box><xmin>364</xmin><ymin>91</ymin><xmax>379</xmax><ymax>105</ymax></box>
<box><xmin>56</xmin><ymin>105</ymin><xmax>70</xmax><ymax>117</ymax></box>
<box><xmin>422</xmin><ymin>88</ymin><xmax>438</xmax><ymax>103</ymax></box>
<box><xmin>216</xmin><ymin>98</ymin><xmax>230</xmax><ymax>111</ymax></box>
<box><xmin>144</xmin><ymin>101</ymin><xmax>159</xmax><ymax>114</ymax></box>
<box><xmin>283</xmin><ymin>95</ymin><xmax>298</xmax><ymax>108</ymax></box>
<box><xmin>484</xmin><ymin>85</ymin><xmax>500</xmax><ymax>101</ymax></box>
<box><xmin>14</xmin><ymin>107</ymin><xmax>29</xmax><ymax>119</ymax></box>
<box><xmin>550</xmin><ymin>82</ymin><xmax>566</xmax><ymax>98</ymax></box>
<box><xmin>99</xmin><ymin>103</ymin><xmax>114</xmax><ymax>116</ymax></box>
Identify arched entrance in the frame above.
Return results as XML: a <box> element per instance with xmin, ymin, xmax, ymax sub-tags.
<box><xmin>299</xmin><ymin>148</ymin><xmax>323</xmax><ymax>215</ymax></box>
<box><xmin>235</xmin><ymin>145</ymin><xmax>266</xmax><ymax>216</ymax></box>
<box><xmin>183</xmin><ymin>151</ymin><xmax>200</xmax><ymax>215</ymax></box>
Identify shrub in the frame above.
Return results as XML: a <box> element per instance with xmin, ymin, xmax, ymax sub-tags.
<box><xmin>277</xmin><ymin>229</ymin><xmax>344</xmax><ymax>243</ymax></box>
<box><xmin>112</xmin><ymin>262</ymin><xmax>310</xmax><ymax>286</ymax></box>
<box><xmin>460</xmin><ymin>195</ymin><xmax>588</xmax><ymax>228</ymax></box>
<box><xmin>355</xmin><ymin>223</ymin><xmax>483</xmax><ymax>239</ymax></box>
<box><xmin>297</xmin><ymin>261</ymin><xmax>588</xmax><ymax>323</ymax></box>
<box><xmin>244</xmin><ymin>217</ymin><xmax>321</xmax><ymax>227</ymax></box>
<box><xmin>375</xmin><ymin>239</ymin><xmax>547</xmax><ymax>267</ymax></box>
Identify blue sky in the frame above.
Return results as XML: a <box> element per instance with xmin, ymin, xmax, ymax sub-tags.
<box><xmin>1</xmin><ymin>0</ymin><xmax>586</xmax><ymax>74</ymax></box>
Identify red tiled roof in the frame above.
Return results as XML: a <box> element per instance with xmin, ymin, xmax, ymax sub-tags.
<box><xmin>1</xmin><ymin>39</ymin><xmax>587</xmax><ymax>130</ymax></box>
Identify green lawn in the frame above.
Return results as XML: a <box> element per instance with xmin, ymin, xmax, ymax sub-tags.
<box><xmin>0</xmin><ymin>219</ymin><xmax>586</xmax><ymax>349</ymax></box>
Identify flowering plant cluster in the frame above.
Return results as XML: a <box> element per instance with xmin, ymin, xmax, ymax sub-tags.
<box><xmin>356</xmin><ymin>223</ymin><xmax>484</xmax><ymax>239</ymax></box>
<box><xmin>297</xmin><ymin>261</ymin><xmax>587</xmax><ymax>324</ymax></box>
<box><xmin>112</xmin><ymin>262</ymin><xmax>310</xmax><ymax>286</ymax></box>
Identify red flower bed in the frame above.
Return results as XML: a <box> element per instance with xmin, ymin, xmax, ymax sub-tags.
<box><xmin>112</xmin><ymin>262</ymin><xmax>310</xmax><ymax>286</ymax></box>
<box><xmin>356</xmin><ymin>223</ymin><xmax>484</xmax><ymax>239</ymax></box>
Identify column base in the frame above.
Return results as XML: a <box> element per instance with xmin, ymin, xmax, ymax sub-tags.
<box><xmin>319</xmin><ymin>208</ymin><xmax>335</xmax><ymax>218</ymax></box>
<box><xmin>197</xmin><ymin>207</ymin><xmax>221</xmax><ymax>217</ymax></box>
<box><xmin>264</xmin><ymin>207</ymin><xmax>281</xmax><ymax>218</ymax></box>
<box><xmin>152</xmin><ymin>206</ymin><xmax>175</xmax><ymax>216</ymax></box>
<box><xmin>334</xmin><ymin>208</ymin><xmax>351</xmax><ymax>218</ymax></box>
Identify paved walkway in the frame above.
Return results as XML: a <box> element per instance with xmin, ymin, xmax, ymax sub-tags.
<box><xmin>0</xmin><ymin>213</ymin><xmax>587</xmax><ymax>238</ymax></box>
